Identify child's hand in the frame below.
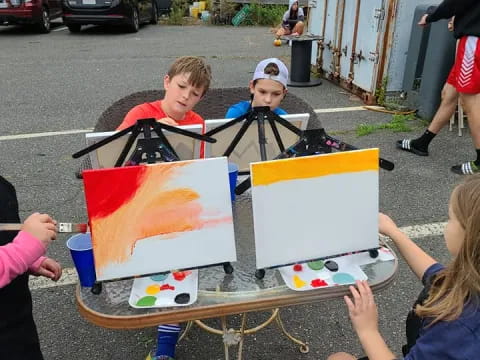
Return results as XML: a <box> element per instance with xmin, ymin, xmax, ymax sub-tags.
<box><xmin>22</xmin><ymin>213</ymin><xmax>57</xmax><ymax>248</ymax></box>
<box><xmin>34</xmin><ymin>258</ymin><xmax>62</xmax><ymax>281</ymax></box>
<box><xmin>344</xmin><ymin>280</ymin><xmax>379</xmax><ymax>336</ymax></box>
<box><xmin>378</xmin><ymin>213</ymin><xmax>399</xmax><ymax>238</ymax></box>
<box><xmin>157</xmin><ymin>117</ymin><xmax>179</xmax><ymax>126</ymax></box>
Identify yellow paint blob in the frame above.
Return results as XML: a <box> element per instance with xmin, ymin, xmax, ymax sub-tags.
<box><xmin>293</xmin><ymin>275</ymin><xmax>307</xmax><ymax>288</ymax></box>
<box><xmin>146</xmin><ymin>284</ymin><xmax>161</xmax><ymax>295</ymax></box>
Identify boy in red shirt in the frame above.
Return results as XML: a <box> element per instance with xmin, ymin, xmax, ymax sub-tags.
<box><xmin>117</xmin><ymin>57</ymin><xmax>211</xmax><ymax>360</ymax></box>
<box><xmin>117</xmin><ymin>56</ymin><xmax>211</xmax><ymax>131</ymax></box>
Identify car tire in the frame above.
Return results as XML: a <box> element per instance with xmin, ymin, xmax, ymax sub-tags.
<box><xmin>128</xmin><ymin>7</ymin><xmax>140</xmax><ymax>32</ymax></box>
<box><xmin>67</xmin><ymin>24</ymin><xmax>82</xmax><ymax>33</ymax></box>
<box><xmin>150</xmin><ymin>2</ymin><xmax>158</xmax><ymax>24</ymax></box>
<box><xmin>37</xmin><ymin>6</ymin><xmax>51</xmax><ymax>33</ymax></box>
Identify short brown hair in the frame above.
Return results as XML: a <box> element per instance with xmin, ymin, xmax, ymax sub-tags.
<box><xmin>167</xmin><ymin>56</ymin><xmax>212</xmax><ymax>95</ymax></box>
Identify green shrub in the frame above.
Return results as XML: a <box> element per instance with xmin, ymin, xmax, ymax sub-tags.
<box><xmin>167</xmin><ymin>0</ymin><xmax>189</xmax><ymax>25</ymax></box>
<box><xmin>244</xmin><ymin>4</ymin><xmax>287</xmax><ymax>26</ymax></box>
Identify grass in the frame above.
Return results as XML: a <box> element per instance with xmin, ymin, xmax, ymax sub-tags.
<box><xmin>356</xmin><ymin>113</ymin><xmax>417</xmax><ymax>136</ymax></box>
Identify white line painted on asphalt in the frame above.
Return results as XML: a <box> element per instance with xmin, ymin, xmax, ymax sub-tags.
<box><xmin>314</xmin><ymin>106</ymin><xmax>383</xmax><ymax>114</ymax></box>
<box><xmin>0</xmin><ymin>129</ymin><xmax>93</xmax><ymax>141</ymax></box>
<box><xmin>0</xmin><ymin>106</ymin><xmax>383</xmax><ymax>143</ymax></box>
<box><xmin>52</xmin><ymin>26</ymin><xmax>67</xmax><ymax>32</ymax></box>
<box><xmin>29</xmin><ymin>221</ymin><xmax>446</xmax><ymax>290</ymax></box>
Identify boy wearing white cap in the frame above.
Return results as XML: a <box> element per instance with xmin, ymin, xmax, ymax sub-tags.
<box><xmin>225</xmin><ymin>58</ymin><xmax>289</xmax><ymax>118</ymax></box>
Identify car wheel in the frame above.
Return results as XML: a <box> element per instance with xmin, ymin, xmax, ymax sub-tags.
<box><xmin>128</xmin><ymin>7</ymin><xmax>140</xmax><ymax>32</ymax></box>
<box><xmin>150</xmin><ymin>2</ymin><xmax>158</xmax><ymax>24</ymax></box>
<box><xmin>67</xmin><ymin>24</ymin><xmax>82</xmax><ymax>33</ymax></box>
<box><xmin>38</xmin><ymin>6</ymin><xmax>51</xmax><ymax>33</ymax></box>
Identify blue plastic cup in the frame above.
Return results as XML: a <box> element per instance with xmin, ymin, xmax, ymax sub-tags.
<box><xmin>66</xmin><ymin>233</ymin><xmax>96</xmax><ymax>287</ymax></box>
<box><xmin>228</xmin><ymin>163</ymin><xmax>239</xmax><ymax>202</ymax></box>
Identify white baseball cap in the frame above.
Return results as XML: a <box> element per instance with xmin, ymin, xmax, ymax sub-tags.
<box><xmin>252</xmin><ymin>58</ymin><xmax>289</xmax><ymax>88</ymax></box>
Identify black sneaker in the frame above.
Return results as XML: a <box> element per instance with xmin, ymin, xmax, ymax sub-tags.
<box><xmin>396</xmin><ymin>139</ymin><xmax>428</xmax><ymax>156</ymax></box>
<box><xmin>451</xmin><ymin>161</ymin><xmax>480</xmax><ymax>175</ymax></box>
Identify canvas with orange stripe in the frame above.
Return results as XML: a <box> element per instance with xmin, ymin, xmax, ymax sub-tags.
<box><xmin>250</xmin><ymin>149</ymin><xmax>380</xmax><ymax>270</ymax></box>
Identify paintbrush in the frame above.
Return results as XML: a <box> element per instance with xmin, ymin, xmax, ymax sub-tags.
<box><xmin>0</xmin><ymin>223</ymin><xmax>89</xmax><ymax>233</ymax></box>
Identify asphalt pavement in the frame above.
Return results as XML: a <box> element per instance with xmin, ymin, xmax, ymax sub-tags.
<box><xmin>0</xmin><ymin>21</ymin><xmax>473</xmax><ymax>359</ymax></box>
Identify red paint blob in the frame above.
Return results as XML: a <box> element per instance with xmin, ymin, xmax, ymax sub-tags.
<box><xmin>311</xmin><ymin>279</ymin><xmax>328</xmax><ymax>288</ymax></box>
<box><xmin>293</xmin><ymin>264</ymin><xmax>303</xmax><ymax>272</ymax></box>
<box><xmin>83</xmin><ymin>166</ymin><xmax>148</xmax><ymax>219</ymax></box>
<box><xmin>172</xmin><ymin>271</ymin><xmax>191</xmax><ymax>281</ymax></box>
<box><xmin>160</xmin><ymin>284</ymin><xmax>175</xmax><ymax>291</ymax></box>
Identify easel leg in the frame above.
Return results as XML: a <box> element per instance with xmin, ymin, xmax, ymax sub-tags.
<box><xmin>274</xmin><ymin>309</ymin><xmax>309</xmax><ymax>354</ymax></box>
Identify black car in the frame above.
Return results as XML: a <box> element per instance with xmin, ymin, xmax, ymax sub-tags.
<box><xmin>62</xmin><ymin>0</ymin><xmax>158</xmax><ymax>33</ymax></box>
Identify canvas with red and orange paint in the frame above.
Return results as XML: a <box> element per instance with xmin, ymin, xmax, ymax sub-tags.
<box><xmin>251</xmin><ymin>148</ymin><xmax>379</xmax><ymax>270</ymax></box>
<box><xmin>82</xmin><ymin>157</ymin><xmax>237</xmax><ymax>281</ymax></box>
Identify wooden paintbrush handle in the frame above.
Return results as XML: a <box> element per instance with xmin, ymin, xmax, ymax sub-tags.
<box><xmin>0</xmin><ymin>224</ymin><xmax>22</xmax><ymax>231</ymax></box>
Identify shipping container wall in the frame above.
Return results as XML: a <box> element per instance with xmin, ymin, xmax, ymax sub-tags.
<box><xmin>385</xmin><ymin>0</ymin><xmax>441</xmax><ymax>92</ymax></box>
<box><xmin>307</xmin><ymin>0</ymin><xmax>443</xmax><ymax>100</ymax></box>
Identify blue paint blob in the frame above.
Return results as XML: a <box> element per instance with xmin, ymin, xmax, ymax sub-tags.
<box><xmin>332</xmin><ymin>273</ymin><xmax>356</xmax><ymax>285</ymax></box>
<box><xmin>150</xmin><ymin>272</ymin><xmax>169</xmax><ymax>281</ymax></box>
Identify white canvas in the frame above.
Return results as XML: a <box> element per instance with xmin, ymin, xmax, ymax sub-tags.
<box><xmin>251</xmin><ymin>149</ymin><xmax>379</xmax><ymax>269</ymax></box>
<box><xmin>85</xmin><ymin>124</ymin><xmax>203</xmax><ymax>169</ymax></box>
<box><xmin>82</xmin><ymin>157</ymin><xmax>237</xmax><ymax>281</ymax></box>
<box><xmin>204</xmin><ymin>113</ymin><xmax>309</xmax><ymax>172</ymax></box>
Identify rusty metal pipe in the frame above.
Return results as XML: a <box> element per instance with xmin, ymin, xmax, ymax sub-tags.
<box><xmin>333</xmin><ymin>0</ymin><xmax>346</xmax><ymax>79</ymax></box>
<box><xmin>348</xmin><ymin>0</ymin><xmax>361</xmax><ymax>84</ymax></box>
<box><xmin>317</xmin><ymin>0</ymin><xmax>329</xmax><ymax>70</ymax></box>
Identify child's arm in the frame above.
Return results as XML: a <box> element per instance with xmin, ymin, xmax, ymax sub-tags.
<box><xmin>0</xmin><ymin>231</ymin><xmax>46</xmax><ymax>288</ymax></box>
<box><xmin>345</xmin><ymin>281</ymin><xmax>397</xmax><ymax>360</ymax></box>
<box><xmin>379</xmin><ymin>213</ymin><xmax>436</xmax><ymax>280</ymax></box>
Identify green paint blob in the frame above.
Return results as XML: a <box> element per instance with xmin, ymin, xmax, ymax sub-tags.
<box><xmin>136</xmin><ymin>296</ymin><xmax>157</xmax><ymax>307</ymax></box>
<box><xmin>333</xmin><ymin>273</ymin><xmax>356</xmax><ymax>285</ymax></box>
<box><xmin>150</xmin><ymin>273</ymin><xmax>169</xmax><ymax>281</ymax></box>
<box><xmin>307</xmin><ymin>260</ymin><xmax>324</xmax><ymax>271</ymax></box>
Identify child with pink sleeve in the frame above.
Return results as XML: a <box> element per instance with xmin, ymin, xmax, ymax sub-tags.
<box><xmin>0</xmin><ymin>174</ymin><xmax>61</xmax><ymax>360</ymax></box>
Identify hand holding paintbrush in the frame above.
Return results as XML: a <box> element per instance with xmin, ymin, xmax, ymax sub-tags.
<box><xmin>17</xmin><ymin>213</ymin><xmax>58</xmax><ymax>248</ymax></box>
<box><xmin>0</xmin><ymin>219</ymin><xmax>88</xmax><ymax>235</ymax></box>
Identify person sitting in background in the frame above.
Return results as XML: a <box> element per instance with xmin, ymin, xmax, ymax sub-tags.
<box><xmin>275</xmin><ymin>0</ymin><xmax>304</xmax><ymax>38</ymax></box>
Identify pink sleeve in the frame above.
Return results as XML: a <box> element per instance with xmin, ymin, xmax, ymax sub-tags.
<box><xmin>0</xmin><ymin>231</ymin><xmax>46</xmax><ymax>288</ymax></box>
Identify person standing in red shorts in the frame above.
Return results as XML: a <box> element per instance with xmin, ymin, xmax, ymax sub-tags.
<box><xmin>397</xmin><ymin>0</ymin><xmax>480</xmax><ymax>175</ymax></box>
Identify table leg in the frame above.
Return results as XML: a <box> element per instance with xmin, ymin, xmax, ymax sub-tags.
<box><xmin>190</xmin><ymin>309</ymin><xmax>309</xmax><ymax>358</ymax></box>
<box><xmin>178</xmin><ymin>320</ymin><xmax>194</xmax><ymax>342</ymax></box>
<box><xmin>275</xmin><ymin>310</ymin><xmax>309</xmax><ymax>353</ymax></box>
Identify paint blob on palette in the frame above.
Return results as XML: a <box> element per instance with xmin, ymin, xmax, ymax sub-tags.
<box><xmin>278</xmin><ymin>247</ymin><xmax>395</xmax><ymax>291</ymax></box>
<box><xmin>128</xmin><ymin>270</ymin><xmax>198</xmax><ymax>308</ymax></box>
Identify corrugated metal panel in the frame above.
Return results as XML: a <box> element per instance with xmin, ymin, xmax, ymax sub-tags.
<box><xmin>385</xmin><ymin>0</ymin><xmax>442</xmax><ymax>92</ymax></box>
<box><xmin>308</xmin><ymin>0</ymin><xmax>390</xmax><ymax>102</ymax></box>
<box><xmin>308</xmin><ymin>0</ymin><xmax>449</xmax><ymax>102</ymax></box>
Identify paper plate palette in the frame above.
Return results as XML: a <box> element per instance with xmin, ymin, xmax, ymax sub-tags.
<box><xmin>129</xmin><ymin>270</ymin><xmax>198</xmax><ymax>308</ymax></box>
<box><xmin>278</xmin><ymin>247</ymin><xmax>395</xmax><ymax>291</ymax></box>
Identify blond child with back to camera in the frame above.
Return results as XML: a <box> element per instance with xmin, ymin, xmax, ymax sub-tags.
<box><xmin>328</xmin><ymin>175</ymin><xmax>480</xmax><ymax>360</ymax></box>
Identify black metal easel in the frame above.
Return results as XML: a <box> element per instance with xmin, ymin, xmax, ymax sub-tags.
<box><xmin>73</xmin><ymin>118</ymin><xmax>235</xmax><ymax>294</ymax></box>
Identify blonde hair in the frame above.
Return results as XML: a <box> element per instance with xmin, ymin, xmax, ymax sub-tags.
<box><xmin>167</xmin><ymin>56</ymin><xmax>212</xmax><ymax>95</ymax></box>
<box><xmin>416</xmin><ymin>174</ymin><xmax>480</xmax><ymax>324</ymax></box>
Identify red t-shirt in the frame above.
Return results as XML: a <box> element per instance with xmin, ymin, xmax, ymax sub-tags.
<box><xmin>116</xmin><ymin>100</ymin><xmax>205</xmax><ymax>157</ymax></box>
<box><xmin>117</xmin><ymin>100</ymin><xmax>204</xmax><ymax>130</ymax></box>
